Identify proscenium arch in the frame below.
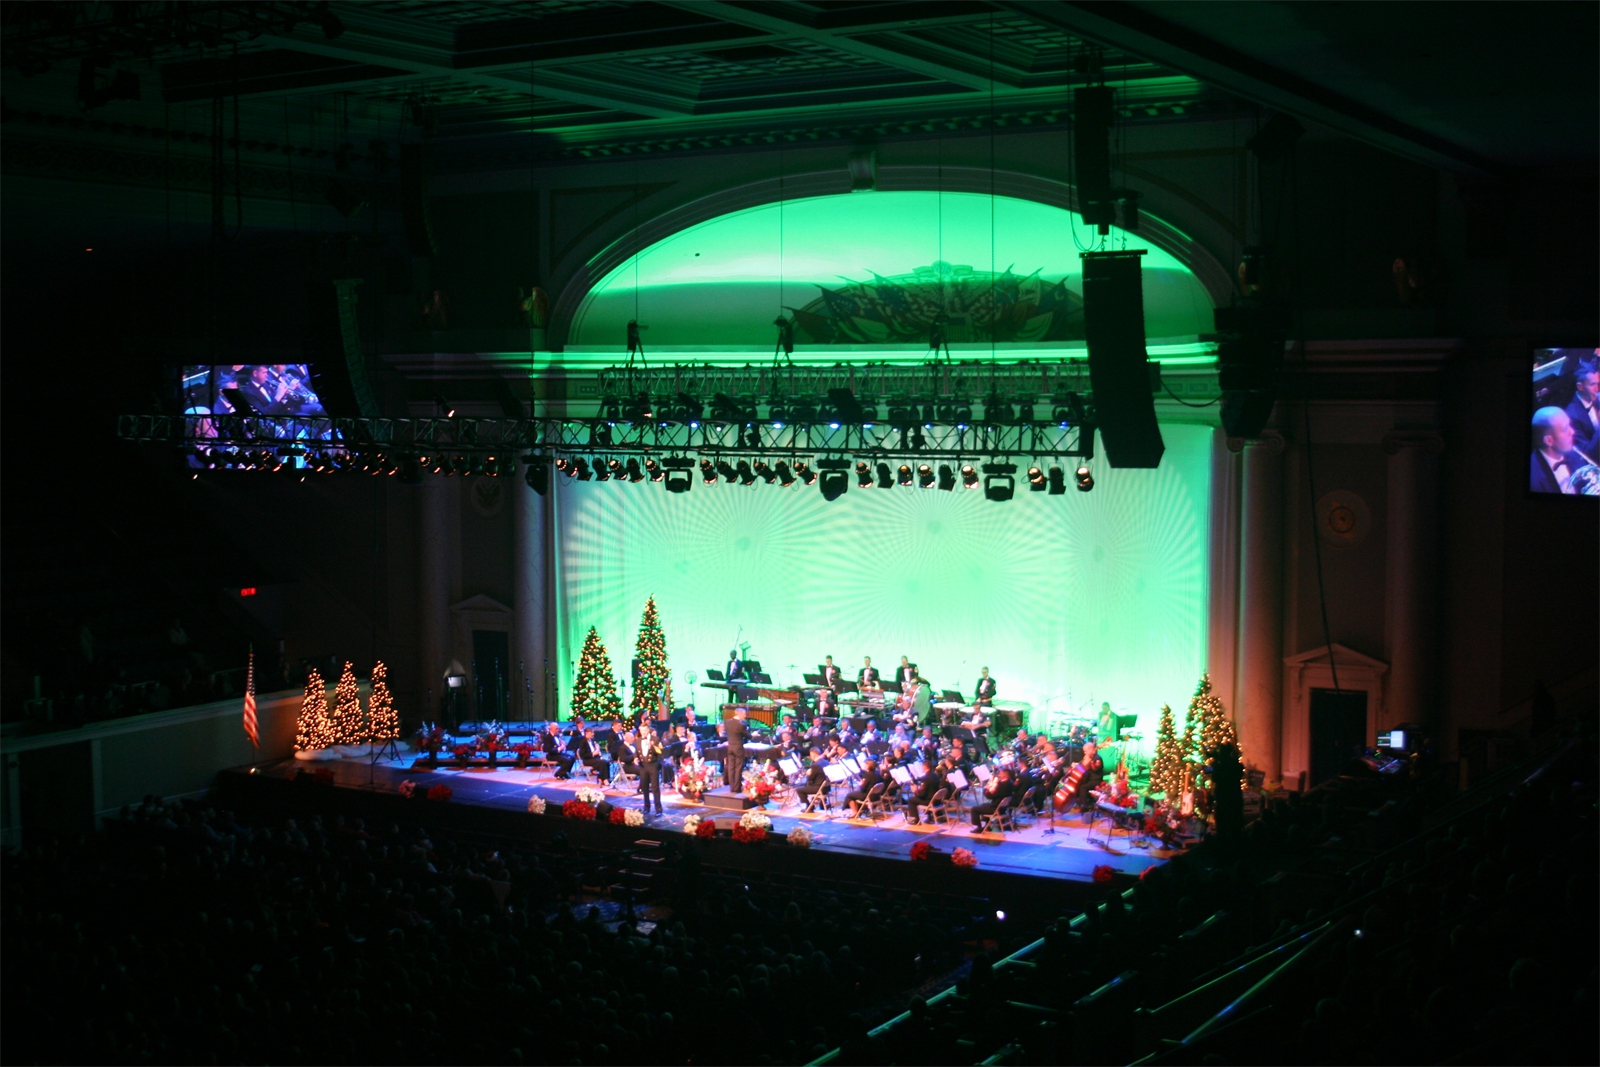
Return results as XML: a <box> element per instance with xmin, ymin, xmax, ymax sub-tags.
<box><xmin>549</xmin><ymin>166</ymin><xmax>1234</xmax><ymax>347</ymax></box>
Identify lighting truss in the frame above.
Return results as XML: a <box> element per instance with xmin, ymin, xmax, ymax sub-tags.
<box><xmin>120</xmin><ymin>412</ymin><xmax>1095</xmax><ymax>464</ymax></box>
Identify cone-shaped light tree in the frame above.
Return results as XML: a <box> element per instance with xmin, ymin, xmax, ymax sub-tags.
<box><xmin>1149</xmin><ymin>703</ymin><xmax>1186</xmax><ymax>798</ymax></box>
<box><xmin>294</xmin><ymin>668</ymin><xmax>334</xmax><ymax>751</ymax></box>
<box><xmin>330</xmin><ymin>661</ymin><xmax>366</xmax><ymax>745</ymax></box>
<box><xmin>570</xmin><ymin>627</ymin><xmax>624</xmax><ymax>722</ymax></box>
<box><xmin>368</xmin><ymin>661</ymin><xmax>399</xmax><ymax>741</ymax></box>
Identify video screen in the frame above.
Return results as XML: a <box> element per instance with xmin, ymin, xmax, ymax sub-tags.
<box><xmin>1530</xmin><ymin>348</ymin><xmax>1599</xmax><ymax>496</ymax></box>
<box><xmin>182</xmin><ymin>364</ymin><xmax>333</xmax><ymax>468</ymax></box>
<box><xmin>182</xmin><ymin>364</ymin><xmax>326</xmax><ymax>418</ymax></box>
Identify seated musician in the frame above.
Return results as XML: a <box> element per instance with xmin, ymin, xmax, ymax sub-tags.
<box><xmin>543</xmin><ymin>722</ymin><xmax>575</xmax><ymax>779</ymax></box>
<box><xmin>612</xmin><ymin>731</ymin><xmax>644</xmax><ymax>788</ymax></box>
<box><xmin>914</xmin><ymin>727</ymin><xmax>940</xmax><ymax>766</ymax></box>
<box><xmin>947</xmin><ymin>736</ymin><xmax>973</xmax><ymax>773</ymax></box>
<box><xmin>795</xmin><ymin>747</ymin><xmax>829</xmax><ymax>804</ymax></box>
<box><xmin>823</xmin><ymin>734</ymin><xmax>848</xmax><ymax>761</ymax></box>
<box><xmin>571</xmin><ymin>727</ymin><xmax>609</xmax><ymax>779</ymax></box>
<box><xmin>814</xmin><ymin>686</ymin><xmax>839</xmax><ymax>720</ymax></box>
<box><xmin>1075</xmin><ymin>740</ymin><xmax>1106</xmax><ymax>812</ymax></box>
<box><xmin>860</xmin><ymin>721</ymin><xmax>881</xmax><ymax>747</ymax></box>
<box><xmin>1012</xmin><ymin>729</ymin><xmax>1030</xmax><ymax>753</ymax></box>
<box><xmin>725</xmin><ymin>650</ymin><xmax>748</xmax><ymax>682</ymax></box>
<box><xmin>844</xmin><ymin>757</ymin><xmax>884</xmax><ymax>818</ymax></box>
<box><xmin>964</xmin><ymin>706</ymin><xmax>991</xmax><ymax>732</ymax></box>
<box><xmin>890</xmin><ymin>723</ymin><xmax>910</xmax><ymax>745</ymax></box>
<box><xmin>974</xmin><ymin>667</ymin><xmax>997</xmax><ymax>706</ymax></box>
<box><xmin>858</xmin><ymin>656</ymin><xmax>881</xmax><ymax>692</ymax></box>
<box><xmin>971</xmin><ymin>766</ymin><xmax>1016</xmax><ymax>829</ymax></box>
<box><xmin>836</xmin><ymin>719</ymin><xmax>858</xmax><ymax>747</ymax></box>
<box><xmin>906</xmin><ymin>755</ymin><xmax>953</xmax><ymax>825</ymax></box>
<box><xmin>891</xmin><ymin>681</ymin><xmax>917</xmax><ymax>726</ymax></box>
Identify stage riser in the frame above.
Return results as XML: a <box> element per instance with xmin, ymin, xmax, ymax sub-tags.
<box><xmin>211</xmin><ymin>769</ymin><xmax>1113</xmax><ymax>923</ymax></box>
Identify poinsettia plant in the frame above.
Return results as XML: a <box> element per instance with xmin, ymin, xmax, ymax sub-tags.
<box><xmin>951</xmin><ymin>847</ymin><xmax>978</xmax><ymax>868</ymax></box>
<box><xmin>562</xmin><ymin>800</ymin><xmax>597</xmax><ymax>820</ymax></box>
<box><xmin>1092</xmin><ymin>864</ymin><xmax>1116</xmax><ymax>884</ymax></box>
<box><xmin>426</xmin><ymin>784</ymin><xmax>453</xmax><ymax>803</ymax></box>
<box><xmin>911</xmin><ymin>840</ymin><xmax>935</xmax><ymax>862</ymax></box>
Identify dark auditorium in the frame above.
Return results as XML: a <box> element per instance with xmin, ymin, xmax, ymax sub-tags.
<box><xmin>2</xmin><ymin>3</ymin><xmax>1595</xmax><ymax>1065</ymax></box>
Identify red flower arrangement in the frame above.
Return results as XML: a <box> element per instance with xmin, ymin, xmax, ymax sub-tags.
<box><xmin>911</xmin><ymin>840</ymin><xmax>935</xmax><ymax>862</ymax></box>
<box><xmin>744</xmin><ymin>779</ymin><xmax>777</xmax><ymax>804</ymax></box>
<box><xmin>309</xmin><ymin>768</ymin><xmax>335</xmax><ymax>784</ymax></box>
<box><xmin>426</xmin><ymin>785</ymin><xmax>453</xmax><ymax>803</ymax></box>
<box><xmin>562</xmin><ymin>800</ymin><xmax>597</xmax><ymax>820</ymax></box>
<box><xmin>513</xmin><ymin>742</ymin><xmax>535</xmax><ymax>758</ymax></box>
<box><xmin>695</xmin><ymin>819</ymin><xmax>717</xmax><ymax>839</ymax></box>
<box><xmin>1092</xmin><ymin>864</ymin><xmax>1115</xmax><ymax>884</ymax></box>
<box><xmin>732</xmin><ymin>824</ymin><xmax>768</xmax><ymax>844</ymax></box>
<box><xmin>609</xmin><ymin>807</ymin><xmax>630</xmax><ymax>825</ymax></box>
<box><xmin>452</xmin><ymin>744</ymin><xmax>474</xmax><ymax>762</ymax></box>
<box><xmin>1143</xmin><ymin>813</ymin><xmax>1165</xmax><ymax>835</ymax></box>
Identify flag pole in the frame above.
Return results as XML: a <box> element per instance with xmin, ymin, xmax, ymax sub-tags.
<box><xmin>243</xmin><ymin>643</ymin><xmax>260</xmax><ymax>770</ymax></box>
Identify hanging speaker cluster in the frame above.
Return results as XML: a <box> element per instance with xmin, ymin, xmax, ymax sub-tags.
<box><xmin>1082</xmin><ymin>250</ymin><xmax>1164</xmax><ymax>469</ymax></box>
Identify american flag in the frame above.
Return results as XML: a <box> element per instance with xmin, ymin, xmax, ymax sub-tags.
<box><xmin>243</xmin><ymin>649</ymin><xmax>259</xmax><ymax>749</ymax></box>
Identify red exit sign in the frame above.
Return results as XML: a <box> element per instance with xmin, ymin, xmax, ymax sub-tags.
<box><xmin>239</xmin><ymin>587</ymin><xmax>257</xmax><ymax>597</ymax></box>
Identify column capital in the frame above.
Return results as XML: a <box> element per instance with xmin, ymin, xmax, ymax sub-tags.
<box><xmin>1226</xmin><ymin>429</ymin><xmax>1287</xmax><ymax>454</ymax></box>
<box><xmin>1382</xmin><ymin>431</ymin><xmax>1444</xmax><ymax>456</ymax></box>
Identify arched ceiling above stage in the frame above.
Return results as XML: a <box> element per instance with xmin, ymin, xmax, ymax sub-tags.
<box><xmin>568</xmin><ymin>192</ymin><xmax>1216</xmax><ymax>349</ymax></box>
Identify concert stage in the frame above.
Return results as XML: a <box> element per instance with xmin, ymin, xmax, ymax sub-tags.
<box><xmin>226</xmin><ymin>754</ymin><xmax>1177</xmax><ymax>886</ymax></box>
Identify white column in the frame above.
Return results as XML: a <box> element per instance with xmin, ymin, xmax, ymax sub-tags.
<box><xmin>416</xmin><ymin>473</ymin><xmax>456</xmax><ymax>722</ymax></box>
<box><xmin>511</xmin><ymin>469</ymin><xmax>550</xmax><ymax>720</ymax></box>
<box><xmin>1234</xmin><ymin>430</ymin><xmax>1285</xmax><ymax>781</ymax></box>
<box><xmin>1383</xmin><ymin>432</ymin><xmax>1443</xmax><ymax>731</ymax></box>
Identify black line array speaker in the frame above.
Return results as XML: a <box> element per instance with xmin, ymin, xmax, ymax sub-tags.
<box><xmin>399</xmin><ymin>143</ymin><xmax>436</xmax><ymax>258</ymax></box>
<box><xmin>304</xmin><ymin>278</ymin><xmax>381</xmax><ymax>418</ymax></box>
<box><xmin>1082</xmin><ymin>250</ymin><xmax>1164</xmax><ymax>468</ymax></box>
<box><xmin>1074</xmin><ymin>85</ymin><xmax>1116</xmax><ymax>229</ymax></box>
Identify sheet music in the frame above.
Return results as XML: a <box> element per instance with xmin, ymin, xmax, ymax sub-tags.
<box><xmin>890</xmin><ymin>766</ymin><xmax>913</xmax><ymax>784</ymax></box>
<box><xmin>947</xmin><ymin>769</ymin><xmax>969</xmax><ymax>790</ymax></box>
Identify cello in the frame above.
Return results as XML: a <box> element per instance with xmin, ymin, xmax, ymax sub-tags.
<box><xmin>1053</xmin><ymin>763</ymin><xmax>1086</xmax><ymax>811</ymax></box>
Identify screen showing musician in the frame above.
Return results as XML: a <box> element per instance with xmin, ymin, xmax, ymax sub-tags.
<box><xmin>182</xmin><ymin>363</ymin><xmax>331</xmax><ymax>467</ymax></box>
<box><xmin>1530</xmin><ymin>348</ymin><xmax>1600</xmax><ymax>495</ymax></box>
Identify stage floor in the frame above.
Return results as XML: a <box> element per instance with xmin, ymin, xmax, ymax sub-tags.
<box><xmin>258</xmin><ymin>754</ymin><xmax>1176</xmax><ymax>883</ymax></box>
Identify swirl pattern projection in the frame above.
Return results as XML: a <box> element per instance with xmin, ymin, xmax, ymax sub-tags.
<box><xmin>553</xmin><ymin>424</ymin><xmax>1212</xmax><ymax>739</ymax></box>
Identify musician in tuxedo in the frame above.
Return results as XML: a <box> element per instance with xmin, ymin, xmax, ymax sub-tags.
<box><xmin>543</xmin><ymin>722</ymin><xmax>576</xmax><ymax>779</ymax></box>
<box><xmin>571</xmin><ymin>727</ymin><xmax>608</xmax><ymax>778</ymax></box>
<box><xmin>1530</xmin><ymin>407</ymin><xmax>1590</xmax><ymax>495</ymax></box>
<box><xmin>725</xmin><ymin>650</ymin><xmax>748</xmax><ymax>682</ymax></box>
<box><xmin>858</xmin><ymin>656</ymin><xmax>881</xmax><ymax>692</ymax></box>
<box><xmin>820</xmin><ymin>655</ymin><xmax>843</xmax><ymax>692</ymax></box>
<box><xmin>836</xmin><ymin>719</ymin><xmax>858</xmax><ymax>748</ymax></box>
<box><xmin>241</xmin><ymin>364</ymin><xmax>291</xmax><ymax>416</ymax></box>
<box><xmin>844</xmin><ymin>758</ymin><xmax>884</xmax><ymax>818</ymax></box>
<box><xmin>796</xmin><ymin>747</ymin><xmax>829</xmax><ymax>805</ymax></box>
<box><xmin>974</xmin><ymin>667</ymin><xmax>997</xmax><ymax>706</ymax></box>
<box><xmin>906</xmin><ymin>756</ymin><xmax>952</xmax><ymax>825</ymax></box>
<box><xmin>814</xmin><ymin>685</ymin><xmax>839</xmax><ymax>720</ymax></box>
<box><xmin>1075</xmin><ymin>740</ymin><xmax>1106</xmax><ymax>812</ymax></box>
<box><xmin>947</xmin><ymin>736</ymin><xmax>974</xmax><ymax>774</ymax></box>
<box><xmin>895</xmin><ymin>656</ymin><xmax>917</xmax><ymax>688</ymax></box>
<box><xmin>718</xmin><ymin>707</ymin><xmax>748</xmax><ymax>791</ymax></box>
<box><xmin>860</xmin><ymin>721</ymin><xmax>881</xmax><ymax>748</ymax></box>
<box><xmin>1565</xmin><ymin>361</ymin><xmax>1600</xmax><ymax>457</ymax></box>
<box><xmin>914</xmin><ymin>727</ymin><xmax>940</xmax><ymax>766</ymax></box>
<box><xmin>638</xmin><ymin>727</ymin><xmax>666</xmax><ymax>816</ymax></box>
<box><xmin>683</xmin><ymin>705</ymin><xmax>701</xmax><ymax>731</ymax></box>
<box><xmin>970</xmin><ymin>766</ymin><xmax>1016</xmax><ymax>828</ymax></box>
<box><xmin>610</xmin><ymin>730</ymin><xmax>642</xmax><ymax>785</ymax></box>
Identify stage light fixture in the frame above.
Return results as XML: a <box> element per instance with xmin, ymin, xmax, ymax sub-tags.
<box><xmin>594</xmin><ymin>459</ymin><xmax>612</xmax><ymax>482</ymax></box>
<box><xmin>982</xmin><ymin>462</ymin><xmax>1017</xmax><ymax>502</ymax></box>
<box><xmin>1028</xmin><ymin>466</ymin><xmax>1046</xmax><ymax>491</ymax></box>
<box><xmin>574</xmin><ymin>458</ymin><xmax>593</xmax><ymax>481</ymax></box>
<box><xmin>753</xmin><ymin>460</ymin><xmax>776</xmax><ymax>484</ymax></box>
<box><xmin>875</xmin><ymin>462</ymin><xmax>893</xmax><ymax>489</ymax></box>
<box><xmin>855</xmin><ymin>461</ymin><xmax>873</xmax><ymax>488</ymax></box>
<box><xmin>674</xmin><ymin>392</ymin><xmax>703</xmax><ymax>425</ymax></box>
<box><xmin>711</xmin><ymin>393</ymin><xmax>747</xmax><ymax>423</ymax></box>
<box><xmin>626</xmin><ymin>392</ymin><xmax>654</xmax><ymax>422</ymax></box>
<box><xmin>717</xmin><ymin>460</ymin><xmax>737</xmax><ymax>484</ymax></box>
<box><xmin>700</xmin><ymin>458</ymin><xmax>717</xmax><ymax>484</ymax></box>
<box><xmin>985</xmin><ymin>393</ymin><xmax>1013</xmax><ymax>425</ymax></box>
<box><xmin>938</xmin><ymin>464</ymin><xmax>956</xmax><ymax>491</ymax></box>
<box><xmin>664</xmin><ymin>457</ymin><xmax>694</xmax><ymax>494</ymax></box>
<box><xmin>736</xmin><ymin>460</ymin><xmax>755</xmax><ymax>486</ymax></box>
<box><xmin>917</xmin><ymin>463</ymin><xmax>935</xmax><ymax>489</ymax></box>
<box><xmin>625</xmin><ymin>458</ymin><xmax>644</xmax><ymax>483</ymax></box>
<box><xmin>896</xmin><ymin>463</ymin><xmax>913</xmax><ymax>487</ymax></box>
<box><xmin>775</xmin><ymin>461</ymin><xmax>795</xmax><ymax>487</ymax></box>
<box><xmin>433</xmin><ymin>392</ymin><xmax>456</xmax><ymax>418</ymax></box>
<box><xmin>1048</xmin><ymin>466</ymin><xmax>1066</xmax><ymax>495</ymax></box>
<box><xmin>961</xmin><ymin>464</ymin><xmax>979</xmax><ymax>490</ymax></box>
<box><xmin>767</xmin><ymin>396</ymin><xmax>788</xmax><ymax>428</ymax></box>
<box><xmin>828</xmin><ymin>387</ymin><xmax>866</xmax><ymax>425</ymax></box>
<box><xmin>1076</xmin><ymin>465</ymin><xmax>1095</xmax><ymax>492</ymax></box>
<box><xmin>1051</xmin><ymin>391</ymin><xmax>1085</xmax><ymax>428</ymax></box>
<box><xmin>795</xmin><ymin>461</ymin><xmax>817</xmax><ymax>485</ymax></box>
<box><xmin>790</xmin><ymin>397</ymin><xmax>818</xmax><ymax>424</ymax></box>
<box><xmin>524</xmin><ymin>455</ymin><xmax>549</xmax><ymax>495</ymax></box>
<box><xmin>644</xmin><ymin>458</ymin><xmax>662</xmax><ymax>482</ymax></box>
<box><xmin>1016</xmin><ymin>401</ymin><xmax>1036</xmax><ymax>426</ymax></box>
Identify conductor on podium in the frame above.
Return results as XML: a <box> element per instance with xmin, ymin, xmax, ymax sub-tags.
<box><xmin>719</xmin><ymin>706</ymin><xmax>748</xmax><ymax>791</ymax></box>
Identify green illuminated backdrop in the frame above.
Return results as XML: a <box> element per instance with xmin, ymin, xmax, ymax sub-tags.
<box><xmin>554</xmin><ymin>423</ymin><xmax>1212</xmax><ymax>744</ymax></box>
<box><xmin>571</xmin><ymin>192</ymin><xmax>1215</xmax><ymax>346</ymax></box>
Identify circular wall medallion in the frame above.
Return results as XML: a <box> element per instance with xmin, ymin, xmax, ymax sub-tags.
<box><xmin>470</xmin><ymin>475</ymin><xmax>505</xmax><ymax>517</ymax></box>
<box><xmin>1316</xmin><ymin>490</ymin><xmax>1371</xmax><ymax>547</ymax></box>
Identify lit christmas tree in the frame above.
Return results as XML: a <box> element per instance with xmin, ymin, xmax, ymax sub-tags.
<box><xmin>629</xmin><ymin>596</ymin><xmax>669</xmax><ymax>720</ymax></box>
<box><xmin>1149</xmin><ymin>703</ymin><xmax>1186</xmax><ymax>798</ymax></box>
<box><xmin>1186</xmin><ymin>672</ymin><xmax>1241</xmax><ymax>784</ymax></box>
<box><xmin>368</xmin><ymin>661</ymin><xmax>399</xmax><ymax>740</ymax></box>
<box><xmin>570</xmin><ymin>627</ymin><xmax>623</xmax><ymax>722</ymax></box>
<box><xmin>294</xmin><ymin>668</ymin><xmax>334</xmax><ymax>751</ymax></box>
<box><xmin>330</xmin><ymin>661</ymin><xmax>366</xmax><ymax>745</ymax></box>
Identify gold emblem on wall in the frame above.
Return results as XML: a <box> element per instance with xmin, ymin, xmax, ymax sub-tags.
<box><xmin>1316</xmin><ymin>490</ymin><xmax>1371</xmax><ymax>547</ymax></box>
